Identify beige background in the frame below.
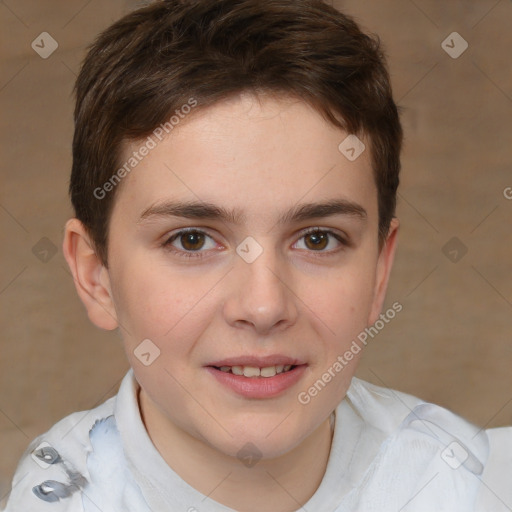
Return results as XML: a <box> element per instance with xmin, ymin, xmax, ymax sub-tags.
<box><xmin>1</xmin><ymin>0</ymin><xmax>511</xmax><ymax>504</ymax></box>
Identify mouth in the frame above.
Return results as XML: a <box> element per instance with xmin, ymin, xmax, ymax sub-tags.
<box><xmin>209</xmin><ymin>364</ymin><xmax>298</xmax><ymax>378</ymax></box>
<box><xmin>204</xmin><ymin>357</ymin><xmax>307</xmax><ymax>398</ymax></box>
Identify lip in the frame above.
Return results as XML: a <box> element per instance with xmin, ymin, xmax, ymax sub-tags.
<box><xmin>205</xmin><ymin>364</ymin><xmax>308</xmax><ymax>399</ymax></box>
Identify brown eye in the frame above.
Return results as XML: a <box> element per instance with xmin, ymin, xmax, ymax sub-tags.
<box><xmin>294</xmin><ymin>228</ymin><xmax>347</xmax><ymax>254</ymax></box>
<box><xmin>179</xmin><ymin>231</ymin><xmax>206</xmax><ymax>251</ymax></box>
<box><xmin>162</xmin><ymin>228</ymin><xmax>218</xmax><ymax>260</ymax></box>
<box><xmin>304</xmin><ymin>231</ymin><xmax>329</xmax><ymax>251</ymax></box>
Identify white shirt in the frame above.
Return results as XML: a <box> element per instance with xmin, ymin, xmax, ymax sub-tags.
<box><xmin>2</xmin><ymin>369</ymin><xmax>512</xmax><ymax>511</ymax></box>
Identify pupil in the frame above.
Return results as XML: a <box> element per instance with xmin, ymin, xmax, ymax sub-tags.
<box><xmin>307</xmin><ymin>232</ymin><xmax>327</xmax><ymax>250</ymax></box>
<box><xmin>182</xmin><ymin>232</ymin><xmax>204</xmax><ymax>251</ymax></box>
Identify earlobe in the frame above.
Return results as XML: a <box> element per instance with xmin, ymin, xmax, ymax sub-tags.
<box><xmin>367</xmin><ymin>217</ymin><xmax>400</xmax><ymax>325</ymax></box>
<box><xmin>62</xmin><ymin>218</ymin><xmax>118</xmax><ymax>330</ymax></box>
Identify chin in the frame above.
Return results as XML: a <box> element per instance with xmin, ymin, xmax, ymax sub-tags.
<box><xmin>204</xmin><ymin>419</ymin><xmax>307</xmax><ymax>461</ymax></box>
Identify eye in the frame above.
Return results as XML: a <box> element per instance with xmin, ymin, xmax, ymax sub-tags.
<box><xmin>162</xmin><ymin>228</ymin><xmax>218</xmax><ymax>259</ymax></box>
<box><xmin>293</xmin><ymin>228</ymin><xmax>347</xmax><ymax>254</ymax></box>
<box><xmin>162</xmin><ymin>227</ymin><xmax>348</xmax><ymax>260</ymax></box>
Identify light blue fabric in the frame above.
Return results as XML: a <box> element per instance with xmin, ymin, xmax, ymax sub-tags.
<box><xmin>82</xmin><ymin>416</ymin><xmax>151</xmax><ymax>511</ymax></box>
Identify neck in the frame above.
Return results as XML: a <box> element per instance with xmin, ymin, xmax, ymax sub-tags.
<box><xmin>139</xmin><ymin>390</ymin><xmax>334</xmax><ymax>512</ymax></box>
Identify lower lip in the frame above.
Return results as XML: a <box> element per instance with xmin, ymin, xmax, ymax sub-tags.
<box><xmin>205</xmin><ymin>365</ymin><xmax>307</xmax><ymax>399</ymax></box>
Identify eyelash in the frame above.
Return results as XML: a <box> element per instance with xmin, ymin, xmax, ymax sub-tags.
<box><xmin>161</xmin><ymin>227</ymin><xmax>348</xmax><ymax>260</ymax></box>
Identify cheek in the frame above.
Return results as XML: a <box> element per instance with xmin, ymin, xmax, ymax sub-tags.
<box><xmin>111</xmin><ymin>256</ymin><xmax>221</xmax><ymax>352</ymax></box>
<box><xmin>297</xmin><ymin>265</ymin><xmax>376</xmax><ymax>409</ymax></box>
<box><xmin>306</xmin><ymin>258</ymin><xmax>377</xmax><ymax>337</ymax></box>
<box><xmin>111</xmin><ymin>257</ymin><xmax>183</xmax><ymax>335</ymax></box>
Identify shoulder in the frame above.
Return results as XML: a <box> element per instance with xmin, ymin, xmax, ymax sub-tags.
<box><xmin>346</xmin><ymin>377</ymin><xmax>425</xmax><ymax>433</ymax></box>
<box><xmin>475</xmin><ymin>426</ymin><xmax>512</xmax><ymax>510</ymax></box>
<box><xmin>346</xmin><ymin>377</ymin><xmax>491</xmax><ymax>477</ymax></box>
<box><xmin>342</xmin><ymin>378</ymin><xmax>497</xmax><ymax>510</ymax></box>
<box><xmin>2</xmin><ymin>388</ymin><xmax>117</xmax><ymax>511</ymax></box>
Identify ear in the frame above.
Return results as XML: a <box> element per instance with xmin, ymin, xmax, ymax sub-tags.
<box><xmin>367</xmin><ymin>217</ymin><xmax>400</xmax><ymax>325</ymax></box>
<box><xmin>62</xmin><ymin>218</ymin><xmax>118</xmax><ymax>330</ymax></box>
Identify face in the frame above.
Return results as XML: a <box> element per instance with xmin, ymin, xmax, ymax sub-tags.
<box><xmin>94</xmin><ymin>93</ymin><xmax>397</xmax><ymax>459</ymax></box>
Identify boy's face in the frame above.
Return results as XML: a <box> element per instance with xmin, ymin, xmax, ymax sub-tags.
<box><xmin>71</xmin><ymin>93</ymin><xmax>397</xmax><ymax>460</ymax></box>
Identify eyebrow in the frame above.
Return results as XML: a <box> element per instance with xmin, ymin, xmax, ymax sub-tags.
<box><xmin>138</xmin><ymin>198</ymin><xmax>367</xmax><ymax>226</ymax></box>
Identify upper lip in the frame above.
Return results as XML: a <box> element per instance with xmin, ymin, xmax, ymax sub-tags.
<box><xmin>207</xmin><ymin>355</ymin><xmax>306</xmax><ymax>367</ymax></box>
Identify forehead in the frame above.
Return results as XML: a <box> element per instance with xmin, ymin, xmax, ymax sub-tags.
<box><xmin>112</xmin><ymin>93</ymin><xmax>377</xmax><ymax>226</ymax></box>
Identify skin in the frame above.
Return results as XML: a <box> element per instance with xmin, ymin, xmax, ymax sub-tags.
<box><xmin>63</xmin><ymin>92</ymin><xmax>399</xmax><ymax>512</ymax></box>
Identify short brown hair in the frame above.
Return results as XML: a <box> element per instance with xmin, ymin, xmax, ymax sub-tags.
<box><xmin>70</xmin><ymin>0</ymin><xmax>403</xmax><ymax>266</ymax></box>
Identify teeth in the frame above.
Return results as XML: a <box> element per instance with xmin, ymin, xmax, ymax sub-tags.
<box><xmin>231</xmin><ymin>366</ymin><xmax>244</xmax><ymax>376</ymax></box>
<box><xmin>243</xmin><ymin>366</ymin><xmax>260</xmax><ymax>378</ymax></box>
<box><xmin>260</xmin><ymin>366</ymin><xmax>276</xmax><ymax>377</ymax></box>
<box><xmin>217</xmin><ymin>364</ymin><xmax>295</xmax><ymax>377</ymax></box>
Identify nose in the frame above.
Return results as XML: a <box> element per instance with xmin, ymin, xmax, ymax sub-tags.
<box><xmin>223</xmin><ymin>244</ymin><xmax>299</xmax><ymax>335</ymax></box>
